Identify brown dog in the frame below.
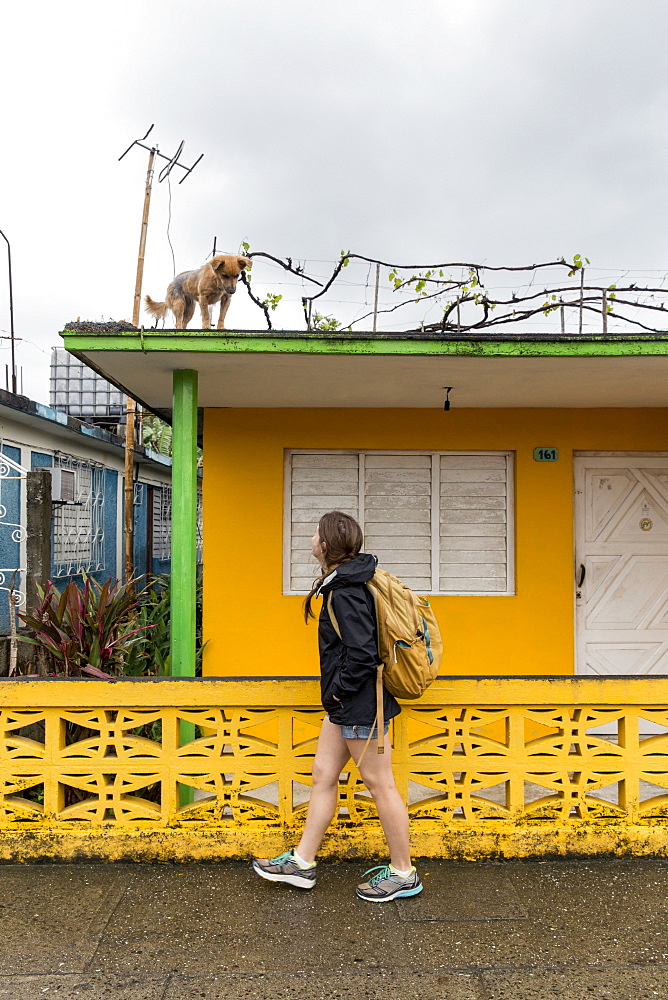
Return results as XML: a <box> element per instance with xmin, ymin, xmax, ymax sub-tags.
<box><xmin>145</xmin><ymin>254</ymin><xmax>251</xmax><ymax>330</ymax></box>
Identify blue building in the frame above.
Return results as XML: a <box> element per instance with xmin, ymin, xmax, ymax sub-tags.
<box><xmin>0</xmin><ymin>388</ymin><xmax>176</xmax><ymax>632</ymax></box>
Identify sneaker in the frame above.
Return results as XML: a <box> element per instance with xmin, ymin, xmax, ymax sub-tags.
<box><xmin>252</xmin><ymin>851</ymin><xmax>317</xmax><ymax>890</ymax></box>
<box><xmin>356</xmin><ymin>864</ymin><xmax>423</xmax><ymax>902</ymax></box>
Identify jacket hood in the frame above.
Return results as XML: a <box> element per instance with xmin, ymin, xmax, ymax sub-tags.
<box><xmin>318</xmin><ymin>553</ymin><xmax>377</xmax><ymax>593</ymax></box>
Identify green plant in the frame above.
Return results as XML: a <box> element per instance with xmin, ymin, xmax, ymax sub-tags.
<box><xmin>142</xmin><ymin>413</ymin><xmax>173</xmax><ymax>456</ymax></box>
<box><xmin>122</xmin><ymin>570</ymin><xmax>206</xmax><ymax>677</ymax></box>
<box><xmin>122</xmin><ymin>577</ymin><xmax>171</xmax><ymax>676</ymax></box>
<box><xmin>141</xmin><ymin>413</ymin><xmax>203</xmax><ymax>464</ymax></box>
<box><xmin>18</xmin><ymin>575</ymin><xmax>153</xmax><ymax>677</ymax></box>
<box><xmin>312</xmin><ymin>311</ymin><xmax>341</xmax><ymax>331</ymax></box>
<box><xmin>567</xmin><ymin>252</ymin><xmax>591</xmax><ymax>276</ymax></box>
<box><xmin>18</xmin><ymin>569</ymin><xmax>206</xmax><ymax>679</ymax></box>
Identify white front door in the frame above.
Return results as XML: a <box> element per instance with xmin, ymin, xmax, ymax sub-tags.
<box><xmin>575</xmin><ymin>454</ymin><xmax>668</xmax><ymax>675</ymax></box>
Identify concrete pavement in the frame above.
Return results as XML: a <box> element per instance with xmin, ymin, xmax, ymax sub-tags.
<box><xmin>1</xmin><ymin>857</ymin><xmax>668</xmax><ymax>998</ymax></box>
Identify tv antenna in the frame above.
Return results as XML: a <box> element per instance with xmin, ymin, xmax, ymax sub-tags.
<box><xmin>119</xmin><ymin>124</ymin><xmax>204</xmax><ymax>326</ymax></box>
<box><xmin>119</xmin><ymin>124</ymin><xmax>203</xmax><ymax>587</ymax></box>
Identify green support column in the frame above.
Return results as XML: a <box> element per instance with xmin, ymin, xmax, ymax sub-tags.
<box><xmin>171</xmin><ymin>370</ymin><xmax>198</xmax><ymax>803</ymax></box>
<box><xmin>171</xmin><ymin>369</ymin><xmax>198</xmax><ymax>675</ymax></box>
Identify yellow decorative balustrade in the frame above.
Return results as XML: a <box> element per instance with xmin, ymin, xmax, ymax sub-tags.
<box><xmin>3</xmin><ymin>676</ymin><xmax>668</xmax><ymax>861</ymax></box>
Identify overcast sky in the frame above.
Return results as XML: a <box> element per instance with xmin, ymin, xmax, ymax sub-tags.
<box><xmin>2</xmin><ymin>0</ymin><xmax>667</xmax><ymax>402</ymax></box>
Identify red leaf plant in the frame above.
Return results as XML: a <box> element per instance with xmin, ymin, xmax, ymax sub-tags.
<box><xmin>18</xmin><ymin>574</ymin><xmax>154</xmax><ymax>677</ymax></box>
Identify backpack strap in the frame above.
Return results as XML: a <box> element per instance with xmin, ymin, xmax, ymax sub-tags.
<box><xmin>375</xmin><ymin>663</ymin><xmax>385</xmax><ymax>755</ymax></box>
<box><xmin>357</xmin><ymin>665</ymin><xmax>386</xmax><ymax>765</ymax></box>
<box><xmin>365</xmin><ymin>581</ymin><xmax>384</xmax><ymax>663</ymax></box>
<box><xmin>327</xmin><ymin>593</ymin><xmax>385</xmax><ymax>757</ymax></box>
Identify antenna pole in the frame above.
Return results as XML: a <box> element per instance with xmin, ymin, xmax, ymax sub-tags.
<box><xmin>125</xmin><ymin>146</ymin><xmax>156</xmax><ymax>590</ymax></box>
<box><xmin>119</xmin><ymin>128</ymin><xmax>202</xmax><ymax>591</ymax></box>
<box><xmin>0</xmin><ymin>230</ymin><xmax>17</xmax><ymax>393</ymax></box>
<box><xmin>132</xmin><ymin>147</ymin><xmax>156</xmax><ymax>327</ymax></box>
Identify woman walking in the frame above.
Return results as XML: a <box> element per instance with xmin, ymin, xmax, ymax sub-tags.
<box><xmin>252</xmin><ymin>510</ymin><xmax>422</xmax><ymax>902</ymax></box>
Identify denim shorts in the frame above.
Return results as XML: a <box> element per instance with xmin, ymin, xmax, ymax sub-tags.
<box><xmin>340</xmin><ymin>721</ymin><xmax>390</xmax><ymax>740</ymax></box>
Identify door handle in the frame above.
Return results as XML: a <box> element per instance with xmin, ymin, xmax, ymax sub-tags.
<box><xmin>577</xmin><ymin>563</ymin><xmax>586</xmax><ymax>588</ymax></box>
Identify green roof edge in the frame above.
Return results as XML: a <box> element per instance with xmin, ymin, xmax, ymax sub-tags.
<box><xmin>61</xmin><ymin>328</ymin><xmax>668</xmax><ymax>358</ymax></box>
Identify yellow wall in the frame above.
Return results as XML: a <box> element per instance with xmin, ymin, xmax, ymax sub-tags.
<box><xmin>202</xmin><ymin>408</ymin><xmax>668</xmax><ymax>678</ymax></box>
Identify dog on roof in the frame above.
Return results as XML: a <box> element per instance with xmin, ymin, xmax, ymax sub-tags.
<box><xmin>145</xmin><ymin>254</ymin><xmax>251</xmax><ymax>330</ymax></box>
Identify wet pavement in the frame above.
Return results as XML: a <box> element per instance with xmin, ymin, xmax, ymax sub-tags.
<box><xmin>1</xmin><ymin>857</ymin><xmax>668</xmax><ymax>998</ymax></box>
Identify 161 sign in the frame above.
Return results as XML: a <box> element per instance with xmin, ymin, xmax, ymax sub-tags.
<box><xmin>533</xmin><ymin>447</ymin><xmax>559</xmax><ymax>462</ymax></box>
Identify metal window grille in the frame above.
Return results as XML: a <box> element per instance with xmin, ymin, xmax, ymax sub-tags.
<box><xmin>151</xmin><ymin>485</ymin><xmax>202</xmax><ymax>564</ymax></box>
<box><xmin>52</xmin><ymin>456</ymin><xmax>105</xmax><ymax>578</ymax></box>
<box><xmin>152</xmin><ymin>486</ymin><xmax>172</xmax><ymax>561</ymax></box>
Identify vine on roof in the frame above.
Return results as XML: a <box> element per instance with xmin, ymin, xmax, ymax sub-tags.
<box><xmin>239</xmin><ymin>246</ymin><xmax>668</xmax><ymax>335</ymax></box>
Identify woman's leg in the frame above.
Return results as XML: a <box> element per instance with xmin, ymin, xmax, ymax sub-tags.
<box><xmin>347</xmin><ymin>731</ymin><xmax>412</xmax><ymax>872</ymax></box>
<box><xmin>295</xmin><ymin>716</ymin><xmax>351</xmax><ymax>863</ymax></box>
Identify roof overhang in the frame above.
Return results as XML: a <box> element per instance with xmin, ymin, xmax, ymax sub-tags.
<box><xmin>0</xmin><ymin>386</ymin><xmax>171</xmax><ymax>469</ymax></box>
<box><xmin>61</xmin><ymin>328</ymin><xmax>668</xmax><ymax>414</ymax></box>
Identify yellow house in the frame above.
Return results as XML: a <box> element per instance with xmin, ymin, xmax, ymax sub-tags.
<box><xmin>6</xmin><ymin>323</ymin><xmax>662</xmax><ymax>862</ymax></box>
<box><xmin>62</xmin><ymin>325</ymin><xmax>668</xmax><ymax>682</ymax></box>
<box><xmin>205</xmin><ymin>405</ymin><xmax>668</xmax><ymax>680</ymax></box>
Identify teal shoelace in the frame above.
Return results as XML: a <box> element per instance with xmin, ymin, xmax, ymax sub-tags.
<box><xmin>362</xmin><ymin>864</ymin><xmax>395</xmax><ymax>887</ymax></box>
<box><xmin>269</xmin><ymin>850</ymin><xmax>295</xmax><ymax>865</ymax></box>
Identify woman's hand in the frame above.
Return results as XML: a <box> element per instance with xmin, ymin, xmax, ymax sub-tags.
<box><xmin>332</xmin><ymin>695</ymin><xmax>340</xmax><ymax>702</ymax></box>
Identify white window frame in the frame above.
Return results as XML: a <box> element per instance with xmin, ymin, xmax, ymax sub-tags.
<box><xmin>283</xmin><ymin>449</ymin><xmax>515</xmax><ymax>596</ymax></box>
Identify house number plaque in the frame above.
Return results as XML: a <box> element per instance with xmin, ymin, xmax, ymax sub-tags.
<box><xmin>533</xmin><ymin>447</ymin><xmax>559</xmax><ymax>462</ymax></box>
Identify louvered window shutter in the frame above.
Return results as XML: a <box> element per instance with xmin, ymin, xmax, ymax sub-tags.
<box><xmin>288</xmin><ymin>453</ymin><xmax>359</xmax><ymax>592</ymax></box>
<box><xmin>439</xmin><ymin>454</ymin><xmax>510</xmax><ymax>593</ymax></box>
<box><xmin>363</xmin><ymin>454</ymin><xmax>432</xmax><ymax>591</ymax></box>
<box><xmin>286</xmin><ymin>451</ymin><xmax>513</xmax><ymax>595</ymax></box>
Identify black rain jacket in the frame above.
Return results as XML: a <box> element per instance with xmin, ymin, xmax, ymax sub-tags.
<box><xmin>317</xmin><ymin>553</ymin><xmax>401</xmax><ymax>727</ymax></box>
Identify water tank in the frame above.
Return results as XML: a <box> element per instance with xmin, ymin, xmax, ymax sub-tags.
<box><xmin>50</xmin><ymin>348</ymin><xmax>126</xmax><ymax>426</ymax></box>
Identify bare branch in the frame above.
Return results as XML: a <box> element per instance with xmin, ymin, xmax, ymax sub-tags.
<box><xmin>247</xmin><ymin>251</ymin><xmax>322</xmax><ymax>286</ymax></box>
<box><xmin>240</xmin><ymin>270</ymin><xmax>272</xmax><ymax>330</ymax></box>
<box><xmin>238</xmin><ymin>247</ymin><xmax>668</xmax><ymax>336</ymax></box>
<box><xmin>342</xmin><ymin>253</ymin><xmax>571</xmax><ymax>274</ymax></box>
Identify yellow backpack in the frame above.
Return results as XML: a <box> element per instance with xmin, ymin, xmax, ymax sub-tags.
<box><xmin>327</xmin><ymin>567</ymin><xmax>442</xmax><ymax>757</ymax></box>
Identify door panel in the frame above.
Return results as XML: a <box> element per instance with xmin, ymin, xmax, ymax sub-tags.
<box><xmin>575</xmin><ymin>456</ymin><xmax>668</xmax><ymax>675</ymax></box>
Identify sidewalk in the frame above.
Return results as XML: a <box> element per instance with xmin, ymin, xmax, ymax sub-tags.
<box><xmin>1</xmin><ymin>857</ymin><xmax>668</xmax><ymax>999</ymax></box>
